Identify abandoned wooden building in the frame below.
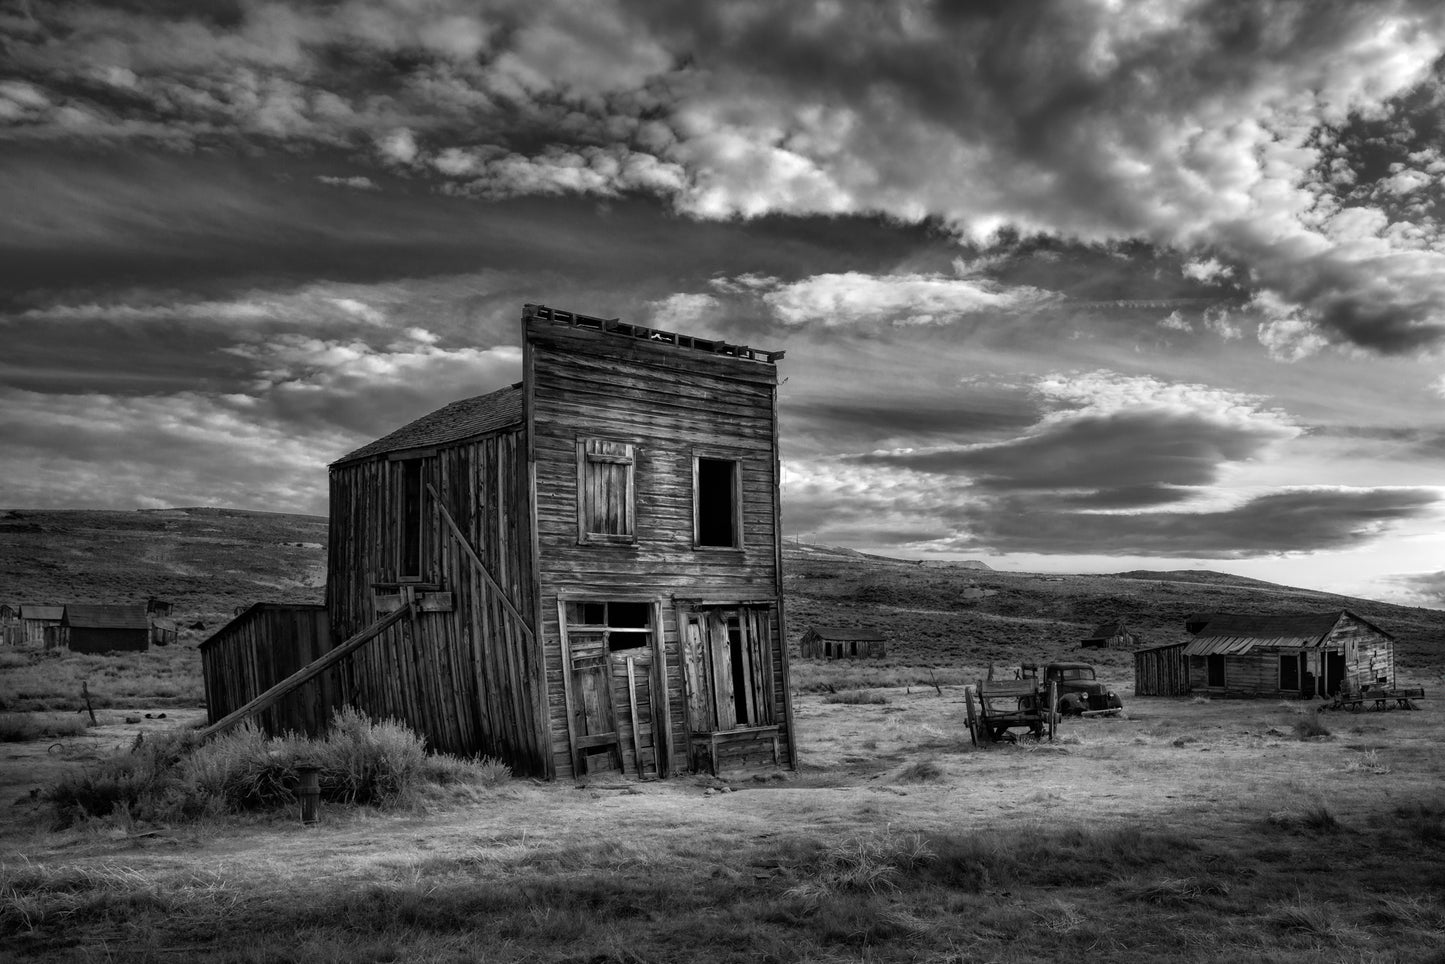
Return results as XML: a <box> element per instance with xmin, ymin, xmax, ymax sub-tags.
<box><xmin>1133</xmin><ymin>641</ymin><xmax>1190</xmax><ymax>696</ymax></box>
<box><xmin>1182</xmin><ymin>610</ymin><xmax>1394</xmax><ymax>699</ymax></box>
<box><xmin>20</xmin><ymin>604</ymin><xmax>64</xmax><ymax>648</ymax></box>
<box><xmin>62</xmin><ymin>604</ymin><xmax>150</xmax><ymax>653</ymax></box>
<box><xmin>1081</xmin><ymin>620</ymin><xmax>1137</xmax><ymax>649</ymax></box>
<box><xmin>799</xmin><ymin>626</ymin><xmax>887</xmax><ymax>659</ymax></box>
<box><xmin>203</xmin><ymin>303</ymin><xmax>795</xmax><ymax>780</ymax></box>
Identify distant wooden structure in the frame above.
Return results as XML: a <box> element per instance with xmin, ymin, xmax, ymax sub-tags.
<box><xmin>1133</xmin><ymin>642</ymin><xmax>1190</xmax><ymax>696</ymax></box>
<box><xmin>63</xmin><ymin>604</ymin><xmax>150</xmax><ymax>653</ymax></box>
<box><xmin>150</xmin><ymin>617</ymin><xmax>179</xmax><ymax>647</ymax></box>
<box><xmin>0</xmin><ymin>604</ymin><xmax>18</xmax><ymax>645</ymax></box>
<box><xmin>20</xmin><ymin>604</ymin><xmax>64</xmax><ymax>648</ymax></box>
<box><xmin>146</xmin><ymin>597</ymin><xmax>173</xmax><ymax>617</ymax></box>
<box><xmin>1183</xmin><ymin>611</ymin><xmax>1393</xmax><ymax>699</ymax></box>
<box><xmin>202</xmin><ymin>303</ymin><xmax>795</xmax><ymax>781</ymax></box>
<box><xmin>799</xmin><ymin>626</ymin><xmax>887</xmax><ymax>659</ymax></box>
<box><xmin>1081</xmin><ymin>620</ymin><xmax>1137</xmax><ymax>649</ymax></box>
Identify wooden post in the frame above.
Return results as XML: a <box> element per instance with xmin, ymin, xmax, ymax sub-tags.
<box><xmin>81</xmin><ymin>681</ymin><xmax>97</xmax><ymax>726</ymax></box>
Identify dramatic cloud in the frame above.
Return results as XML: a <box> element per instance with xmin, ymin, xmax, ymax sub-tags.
<box><xmin>1386</xmin><ymin>571</ymin><xmax>1445</xmax><ymax>607</ymax></box>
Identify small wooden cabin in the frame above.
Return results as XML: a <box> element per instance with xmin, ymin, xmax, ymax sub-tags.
<box><xmin>1081</xmin><ymin>620</ymin><xmax>1137</xmax><ymax>649</ymax></box>
<box><xmin>63</xmin><ymin>604</ymin><xmax>150</xmax><ymax>653</ymax></box>
<box><xmin>1133</xmin><ymin>641</ymin><xmax>1190</xmax><ymax>696</ymax></box>
<box><xmin>150</xmin><ymin>618</ymin><xmax>179</xmax><ymax>647</ymax></box>
<box><xmin>1183</xmin><ymin>610</ymin><xmax>1393</xmax><ymax>699</ymax></box>
<box><xmin>799</xmin><ymin>627</ymin><xmax>887</xmax><ymax>659</ymax></box>
<box><xmin>0</xmin><ymin>604</ymin><xmax>17</xmax><ymax>645</ymax></box>
<box><xmin>20</xmin><ymin>604</ymin><xmax>64</xmax><ymax>648</ymax></box>
<box><xmin>203</xmin><ymin>303</ymin><xmax>795</xmax><ymax>781</ymax></box>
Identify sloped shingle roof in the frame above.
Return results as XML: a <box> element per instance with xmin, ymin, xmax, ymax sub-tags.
<box><xmin>21</xmin><ymin>605</ymin><xmax>64</xmax><ymax>621</ymax></box>
<box><xmin>1084</xmin><ymin>621</ymin><xmax>1130</xmax><ymax>639</ymax></box>
<box><xmin>64</xmin><ymin>604</ymin><xmax>149</xmax><ymax>630</ymax></box>
<box><xmin>333</xmin><ymin>384</ymin><xmax>523</xmax><ymax>466</ymax></box>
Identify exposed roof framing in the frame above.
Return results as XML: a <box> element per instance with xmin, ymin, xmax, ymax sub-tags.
<box><xmin>526</xmin><ymin>303</ymin><xmax>784</xmax><ymax>364</ymax></box>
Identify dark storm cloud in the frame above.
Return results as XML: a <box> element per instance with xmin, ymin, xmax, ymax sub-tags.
<box><xmin>944</xmin><ymin>488</ymin><xmax>1441</xmax><ymax>558</ymax></box>
<box><xmin>782</xmin><ymin>396</ymin><xmax>1039</xmax><ymax>451</ymax></box>
<box><xmin>853</xmin><ymin>410</ymin><xmax>1285</xmax><ymax>501</ymax></box>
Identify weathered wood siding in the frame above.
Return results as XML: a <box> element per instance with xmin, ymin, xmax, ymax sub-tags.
<box><xmin>200</xmin><ymin>604</ymin><xmax>339</xmax><ymax>735</ymax></box>
<box><xmin>1187</xmin><ymin>615</ymin><xmax>1394</xmax><ymax>698</ymax></box>
<box><xmin>525</xmin><ymin>315</ymin><xmax>791</xmax><ymax>779</ymax></box>
<box><xmin>1332</xmin><ymin>613</ymin><xmax>1395</xmax><ymax>686</ymax></box>
<box><xmin>325</xmin><ymin>428</ymin><xmax>549</xmax><ymax>775</ymax></box>
<box><xmin>1134</xmin><ymin>644</ymin><xmax>1189</xmax><ymax>696</ymax></box>
<box><xmin>68</xmin><ymin>628</ymin><xmax>148</xmax><ymax>654</ymax></box>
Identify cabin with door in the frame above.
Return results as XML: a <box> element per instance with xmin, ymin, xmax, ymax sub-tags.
<box><xmin>1081</xmin><ymin>620</ymin><xmax>1136</xmax><ymax>650</ymax></box>
<box><xmin>799</xmin><ymin>626</ymin><xmax>887</xmax><ymax>659</ymax></box>
<box><xmin>1182</xmin><ymin>611</ymin><xmax>1393</xmax><ymax>699</ymax></box>
<box><xmin>204</xmin><ymin>303</ymin><xmax>794</xmax><ymax>781</ymax></box>
<box><xmin>20</xmin><ymin>605</ymin><xmax>65</xmax><ymax>648</ymax></box>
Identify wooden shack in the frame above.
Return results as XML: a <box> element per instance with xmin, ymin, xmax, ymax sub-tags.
<box><xmin>799</xmin><ymin>627</ymin><xmax>886</xmax><ymax>659</ymax></box>
<box><xmin>1081</xmin><ymin>620</ymin><xmax>1137</xmax><ymax>649</ymax></box>
<box><xmin>202</xmin><ymin>303</ymin><xmax>794</xmax><ymax>781</ymax></box>
<box><xmin>20</xmin><ymin>604</ymin><xmax>64</xmax><ymax>648</ymax></box>
<box><xmin>201</xmin><ymin>605</ymin><xmax>338</xmax><ymax>736</ymax></box>
<box><xmin>63</xmin><ymin>604</ymin><xmax>150</xmax><ymax>653</ymax></box>
<box><xmin>0</xmin><ymin>604</ymin><xmax>17</xmax><ymax>645</ymax></box>
<box><xmin>1133</xmin><ymin>642</ymin><xmax>1190</xmax><ymax>696</ymax></box>
<box><xmin>1183</xmin><ymin>610</ymin><xmax>1393</xmax><ymax>699</ymax></box>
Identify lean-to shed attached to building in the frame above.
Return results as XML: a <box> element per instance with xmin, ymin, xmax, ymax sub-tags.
<box><xmin>799</xmin><ymin>627</ymin><xmax>887</xmax><ymax>659</ymax></box>
<box><xmin>63</xmin><ymin>604</ymin><xmax>150</xmax><ymax>653</ymax></box>
<box><xmin>202</xmin><ymin>303</ymin><xmax>795</xmax><ymax>781</ymax></box>
<box><xmin>1183</xmin><ymin>610</ymin><xmax>1393</xmax><ymax>699</ymax></box>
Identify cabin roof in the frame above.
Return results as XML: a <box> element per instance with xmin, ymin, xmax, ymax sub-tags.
<box><xmin>803</xmin><ymin>626</ymin><xmax>886</xmax><ymax>641</ymax></box>
<box><xmin>333</xmin><ymin>384</ymin><xmax>523</xmax><ymax>466</ymax></box>
<box><xmin>21</xmin><ymin>605</ymin><xmax>64</xmax><ymax>621</ymax></box>
<box><xmin>63</xmin><ymin>604</ymin><xmax>149</xmax><ymax>630</ymax></box>
<box><xmin>1182</xmin><ymin>610</ymin><xmax>1391</xmax><ymax>656</ymax></box>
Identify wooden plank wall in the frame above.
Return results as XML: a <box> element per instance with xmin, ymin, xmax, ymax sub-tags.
<box><xmin>199</xmin><ymin>604</ymin><xmax>339</xmax><ymax>734</ymax></box>
<box><xmin>1133</xmin><ymin>645</ymin><xmax>1190</xmax><ymax>696</ymax></box>
<box><xmin>1330</xmin><ymin>615</ymin><xmax>1395</xmax><ymax>686</ymax></box>
<box><xmin>326</xmin><ymin>428</ymin><xmax>548</xmax><ymax>775</ymax></box>
<box><xmin>527</xmin><ymin>318</ymin><xmax>791</xmax><ymax>779</ymax></box>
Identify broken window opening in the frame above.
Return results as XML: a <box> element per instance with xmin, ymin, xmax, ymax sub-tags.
<box><xmin>563</xmin><ymin>600</ymin><xmax>654</xmax><ymax>652</ymax></box>
<box><xmin>399</xmin><ymin>458</ymin><xmax>424</xmax><ymax>579</ymax></box>
<box><xmin>695</xmin><ymin>457</ymin><xmax>740</xmax><ymax>548</ymax></box>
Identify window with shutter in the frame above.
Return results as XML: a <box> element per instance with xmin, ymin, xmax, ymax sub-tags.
<box><xmin>577</xmin><ymin>439</ymin><xmax>637</xmax><ymax>544</ymax></box>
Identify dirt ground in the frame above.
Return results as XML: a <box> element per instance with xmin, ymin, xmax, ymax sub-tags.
<box><xmin>2</xmin><ymin>689</ymin><xmax>1439</xmax><ymax>872</ymax></box>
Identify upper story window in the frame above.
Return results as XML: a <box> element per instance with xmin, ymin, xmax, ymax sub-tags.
<box><xmin>694</xmin><ymin>456</ymin><xmax>741</xmax><ymax>548</ymax></box>
<box><xmin>399</xmin><ymin>458</ymin><xmax>424</xmax><ymax>578</ymax></box>
<box><xmin>577</xmin><ymin>438</ymin><xmax>636</xmax><ymax>545</ymax></box>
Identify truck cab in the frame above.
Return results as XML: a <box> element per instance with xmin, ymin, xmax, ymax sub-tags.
<box><xmin>1044</xmin><ymin>662</ymin><xmax>1124</xmax><ymax>715</ymax></box>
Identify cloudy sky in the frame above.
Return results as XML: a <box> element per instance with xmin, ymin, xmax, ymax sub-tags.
<box><xmin>4</xmin><ymin>1</ymin><xmax>1445</xmax><ymax>606</ymax></box>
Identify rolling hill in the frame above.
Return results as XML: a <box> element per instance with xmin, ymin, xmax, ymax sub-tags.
<box><xmin>2</xmin><ymin>508</ymin><xmax>1441</xmax><ymax>675</ymax></box>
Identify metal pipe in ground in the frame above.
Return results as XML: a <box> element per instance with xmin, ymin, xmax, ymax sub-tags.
<box><xmin>295</xmin><ymin>764</ymin><xmax>321</xmax><ymax>825</ymax></box>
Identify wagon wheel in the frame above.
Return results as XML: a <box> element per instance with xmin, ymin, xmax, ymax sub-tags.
<box><xmin>963</xmin><ymin>685</ymin><xmax>980</xmax><ymax>747</ymax></box>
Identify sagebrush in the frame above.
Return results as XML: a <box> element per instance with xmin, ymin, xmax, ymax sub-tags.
<box><xmin>46</xmin><ymin>707</ymin><xmax>509</xmax><ymax>828</ymax></box>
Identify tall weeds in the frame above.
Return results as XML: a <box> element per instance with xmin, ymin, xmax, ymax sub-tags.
<box><xmin>46</xmin><ymin>707</ymin><xmax>509</xmax><ymax>828</ymax></box>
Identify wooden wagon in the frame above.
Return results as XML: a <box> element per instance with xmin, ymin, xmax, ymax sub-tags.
<box><xmin>963</xmin><ymin>677</ymin><xmax>1058</xmax><ymax>745</ymax></box>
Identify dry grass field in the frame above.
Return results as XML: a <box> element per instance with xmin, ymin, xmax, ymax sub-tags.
<box><xmin>2</xmin><ymin>692</ymin><xmax>1443</xmax><ymax>962</ymax></box>
<box><xmin>2</xmin><ymin>511</ymin><xmax>1443</xmax><ymax>961</ymax></box>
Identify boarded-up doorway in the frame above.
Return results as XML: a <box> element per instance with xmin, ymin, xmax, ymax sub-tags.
<box><xmin>559</xmin><ymin>600</ymin><xmax>664</xmax><ymax>778</ymax></box>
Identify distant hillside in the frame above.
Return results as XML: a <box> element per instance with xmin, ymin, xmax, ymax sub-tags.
<box><xmin>783</xmin><ymin>543</ymin><xmax>1445</xmax><ymax>677</ymax></box>
<box><xmin>3</xmin><ymin>510</ymin><xmax>1441</xmax><ymax>677</ymax></box>
<box><xmin>0</xmin><ymin>507</ymin><xmax>326</xmax><ymax>633</ymax></box>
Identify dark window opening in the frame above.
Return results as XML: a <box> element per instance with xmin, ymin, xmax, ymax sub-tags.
<box><xmin>696</xmin><ymin>457</ymin><xmax>739</xmax><ymax>548</ymax></box>
<box><xmin>563</xmin><ymin>601</ymin><xmax>653</xmax><ymax>652</ymax></box>
<box><xmin>578</xmin><ymin>439</ymin><xmax>636</xmax><ymax>544</ymax></box>
<box><xmin>400</xmin><ymin>459</ymin><xmax>423</xmax><ymax>578</ymax></box>
<box><xmin>1280</xmin><ymin>654</ymin><xmax>1300</xmax><ymax>690</ymax></box>
<box><xmin>1207</xmin><ymin>654</ymin><xmax>1225</xmax><ymax>687</ymax></box>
